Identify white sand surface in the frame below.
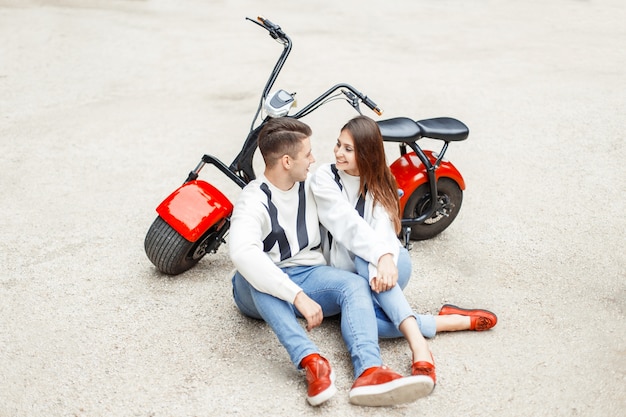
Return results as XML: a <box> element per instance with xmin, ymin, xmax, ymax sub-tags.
<box><xmin>1</xmin><ymin>0</ymin><xmax>624</xmax><ymax>416</ymax></box>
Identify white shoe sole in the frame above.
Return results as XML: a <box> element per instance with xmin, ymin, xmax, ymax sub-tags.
<box><xmin>349</xmin><ymin>375</ymin><xmax>434</xmax><ymax>407</ymax></box>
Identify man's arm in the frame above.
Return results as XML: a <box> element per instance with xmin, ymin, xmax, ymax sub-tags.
<box><xmin>230</xmin><ymin>188</ymin><xmax>324</xmax><ymax>330</ymax></box>
<box><xmin>229</xmin><ymin>191</ymin><xmax>302</xmax><ymax>304</ymax></box>
<box><xmin>293</xmin><ymin>291</ymin><xmax>323</xmax><ymax>331</ymax></box>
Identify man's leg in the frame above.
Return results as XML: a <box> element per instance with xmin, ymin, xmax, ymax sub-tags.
<box><xmin>289</xmin><ymin>265</ymin><xmax>381</xmax><ymax>379</ymax></box>
<box><xmin>232</xmin><ymin>272</ymin><xmax>318</xmax><ymax>366</ymax></box>
<box><xmin>292</xmin><ymin>265</ymin><xmax>435</xmax><ymax>406</ymax></box>
<box><xmin>232</xmin><ymin>272</ymin><xmax>337</xmax><ymax>406</ymax></box>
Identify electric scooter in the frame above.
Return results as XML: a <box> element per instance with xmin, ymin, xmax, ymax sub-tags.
<box><xmin>144</xmin><ymin>16</ymin><xmax>469</xmax><ymax>275</ymax></box>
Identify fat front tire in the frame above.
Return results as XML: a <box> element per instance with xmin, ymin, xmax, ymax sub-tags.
<box><xmin>144</xmin><ymin>216</ymin><xmax>211</xmax><ymax>275</ymax></box>
<box><xmin>402</xmin><ymin>177</ymin><xmax>463</xmax><ymax>241</ymax></box>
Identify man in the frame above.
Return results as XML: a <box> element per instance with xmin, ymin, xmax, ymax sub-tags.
<box><xmin>229</xmin><ymin>117</ymin><xmax>433</xmax><ymax>407</ymax></box>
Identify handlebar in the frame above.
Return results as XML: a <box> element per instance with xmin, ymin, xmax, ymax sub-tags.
<box><xmin>362</xmin><ymin>95</ymin><xmax>383</xmax><ymax>116</ymax></box>
<box><xmin>292</xmin><ymin>83</ymin><xmax>384</xmax><ymax>119</ymax></box>
<box><xmin>246</xmin><ymin>16</ymin><xmax>383</xmax><ymax>122</ymax></box>
<box><xmin>340</xmin><ymin>88</ymin><xmax>383</xmax><ymax>116</ymax></box>
<box><xmin>247</xmin><ymin>16</ymin><xmax>288</xmax><ymax>41</ymax></box>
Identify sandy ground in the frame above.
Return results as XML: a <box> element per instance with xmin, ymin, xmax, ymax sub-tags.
<box><xmin>1</xmin><ymin>0</ymin><xmax>625</xmax><ymax>416</ymax></box>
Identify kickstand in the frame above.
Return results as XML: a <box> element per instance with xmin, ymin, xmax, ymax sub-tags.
<box><xmin>403</xmin><ymin>227</ymin><xmax>413</xmax><ymax>250</ymax></box>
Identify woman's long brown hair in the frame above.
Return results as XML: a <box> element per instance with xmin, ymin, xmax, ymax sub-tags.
<box><xmin>342</xmin><ymin>116</ymin><xmax>401</xmax><ymax>233</ymax></box>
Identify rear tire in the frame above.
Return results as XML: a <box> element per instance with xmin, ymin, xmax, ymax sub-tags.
<box><xmin>402</xmin><ymin>177</ymin><xmax>463</xmax><ymax>241</ymax></box>
<box><xmin>144</xmin><ymin>216</ymin><xmax>220</xmax><ymax>275</ymax></box>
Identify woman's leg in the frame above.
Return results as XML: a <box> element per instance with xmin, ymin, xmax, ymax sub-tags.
<box><xmin>398</xmin><ymin>316</ymin><xmax>432</xmax><ymax>363</ymax></box>
<box><xmin>396</xmin><ymin>247</ymin><xmax>412</xmax><ymax>290</ymax></box>
<box><xmin>353</xmin><ymin>257</ymin><xmax>433</xmax><ymax>366</ymax></box>
<box><xmin>355</xmin><ymin>256</ymin><xmax>437</xmax><ymax>339</ymax></box>
<box><xmin>436</xmin><ymin>305</ymin><xmax>498</xmax><ymax>332</ymax></box>
<box><xmin>435</xmin><ymin>314</ymin><xmax>472</xmax><ymax>331</ymax></box>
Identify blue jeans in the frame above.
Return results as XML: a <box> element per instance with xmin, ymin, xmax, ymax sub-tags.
<box><xmin>355</xmin><ymin>248</ymin><xmax>437</xmax><ymax>339</ymax></box>
<box><xmin>232</xmin><ymin>265</ymin><xmax>382</xmax><ymax>379</ymax></box>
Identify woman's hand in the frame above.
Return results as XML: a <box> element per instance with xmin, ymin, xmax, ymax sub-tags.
<box><xmin>371</xmin><ymin>253</ymin><xmax>398</xmax><ymax>293</ymax></box>
<box><xmin>294</xmin><ymin>291</ymin><xmax>323</xmax><ymax>331</ymax></box>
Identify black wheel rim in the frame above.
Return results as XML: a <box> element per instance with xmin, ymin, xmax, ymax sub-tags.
<box><xmin>191</xmin><ymin>232</ymin><xmax>216</xmax><ymax>260</ymax></box>
<box><xmin>416</xmin><ymin>193</ymin><xmax>452</xmax><ymax>225</ymax></box>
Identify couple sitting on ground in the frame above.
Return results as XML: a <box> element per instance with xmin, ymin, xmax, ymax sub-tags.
<box><xmin>229</xmin><ymin>116</ymin><xmax>497</xmax><ymax>407</ymax></box>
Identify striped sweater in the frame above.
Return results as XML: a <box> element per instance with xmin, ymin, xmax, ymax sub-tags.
<box><xmin>229</xmin><ymin>174</ymin><xmax>326</xmax><ymax>303</ymax></box>
<box><xmin>310</xmin><ymin>163</ymin><xmax>400</xmax><ymax>282</ymax></box>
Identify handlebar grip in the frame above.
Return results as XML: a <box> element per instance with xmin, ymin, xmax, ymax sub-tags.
<box><xmin>362</xmin><ymin>96</ymin><xmax>383</xmax><ymax>116</ymax></box>
<box><xmin>257</xmin><ymin>16</ymin><xmax>274</xmax><ymax>28</ymax></box>
<box><xmin>257</xmin><ymin>16</ymin><xmax>286</xmax><ymax>39</ymax></box>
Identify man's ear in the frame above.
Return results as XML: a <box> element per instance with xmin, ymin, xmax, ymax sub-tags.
<box><xmin>280</xmin><ymin>154</ymin><xmax>291</xmax><ymax>170</ymax></box>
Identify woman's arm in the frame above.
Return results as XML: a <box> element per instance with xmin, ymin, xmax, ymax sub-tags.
<box><xmin>310</xmin><ymin>166</ymin><xmax>397</xmax><ymax>273</ymax></box>
<box><xmin>367</xmin><ymin>204</ymin><xmax>401</xmax><ymax>291</ymax></box>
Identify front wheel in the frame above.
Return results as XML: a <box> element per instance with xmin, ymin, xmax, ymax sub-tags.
<box><xmin>402</xmin><ymin>177</ymin><xmax>463</xmax><ymax>241</ymax></box>
<box><xmin>144</xmin><ymin>216</ymin><xmax>224</xmax><ymax>275</ymax></box>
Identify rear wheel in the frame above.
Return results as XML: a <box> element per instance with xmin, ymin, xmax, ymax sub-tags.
<box><xmin>144</xmin><ymin>216</ymin><xmax>223</xmax><ymax>275</ymax></box>
<box><xmin>402</xmin><ymin>177</ymin><xmax>463</xmax><ymax>241</ymax></box>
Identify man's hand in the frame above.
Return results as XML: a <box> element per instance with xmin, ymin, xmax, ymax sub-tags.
<box><xmin>293</xmin><ymin>291</ymin><xmax>323</xmax><ymax>331</ymax></box>
<box><xmin>371</xmin><ymin>253</ymin><xmax>398</xmax><ymax>293</ymax></box>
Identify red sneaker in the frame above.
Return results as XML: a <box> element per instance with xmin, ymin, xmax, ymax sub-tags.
<box><xmin>412</xmin><ymin>352</ymin><xmax>436</xmax><ymax>385</ymax></box>
<box><xmin>439</xmin><ymin>304</ymin><xmax>498</xmax><ymax>331</ymax></box>
<box><xmin>349</xmin><ymin>366</ymin><xmax>434</xmax><ymax>407</ymax></box>
<box><xmin>300</xmin><ymin>353</ymin><xmax>337</xmax><ymax>406</ymax></box>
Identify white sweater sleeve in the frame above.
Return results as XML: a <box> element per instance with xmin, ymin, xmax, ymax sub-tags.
<box><xmin>229</xmin><ymin>186</ymin><xmax>302</xmax><ymax>304</ymax></box>
<box><xmin>366</xmin><ymin>203</ymin><xmax>401</xmax><ymax>281</ymax></box>
<box><xmin>310</xmin><ymin>166</ymin><xmax>396</xmax><ymax>269</ymax></box>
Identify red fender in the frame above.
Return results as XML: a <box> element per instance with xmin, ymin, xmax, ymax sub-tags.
<box><xmin>156</xmin><ymin>180</ymin><xmax>233</xmax><ymax>242</ymax></box>
<box><xmin>389</xmin><ymin>150</ymin><xmax>466</xmax><ymax>214</ymax></box>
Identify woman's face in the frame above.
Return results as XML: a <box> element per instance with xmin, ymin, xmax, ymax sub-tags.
<box><xmin>334</xmin><ymin>130</ymin><xmax>359</xmax><ymax>176</ymax></box>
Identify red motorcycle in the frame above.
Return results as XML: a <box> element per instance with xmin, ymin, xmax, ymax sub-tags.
<box><xmin>144</xmin><ymin>16</ymin><xmax>469</xmax><ymax>275</ymax></box>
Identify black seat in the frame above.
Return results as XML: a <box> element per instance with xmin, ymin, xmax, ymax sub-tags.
<box><xmin>416</xmin><ymin>117</ymin><xmax>469</xmax><ymax>141</ymax></box>
<box><xmin>378</xmin><ymin>117</ymin><xmax>469</xmax><ymax>142</ymax></box>
<box><xmin>377</xmin><ymin>117</ymin><xmax>421</xmax><ymax>142</ymax></box>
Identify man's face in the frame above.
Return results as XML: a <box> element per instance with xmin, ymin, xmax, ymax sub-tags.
<box><xmin>289</xmin><ymin>137</ymin><xmax>315</xmax><ymax>182</ymax></box>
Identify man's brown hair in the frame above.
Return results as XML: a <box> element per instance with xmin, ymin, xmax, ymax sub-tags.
<box><xmin>258</xmin><ymin>117</ymin><xmax>312</xmax><ymax>168</ymax></box>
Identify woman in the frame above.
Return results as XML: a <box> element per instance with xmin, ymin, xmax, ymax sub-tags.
<box><xmin>311</xmin><ymin>115</ymin><xmax>497</xmax><ymax>385</ymax></box>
